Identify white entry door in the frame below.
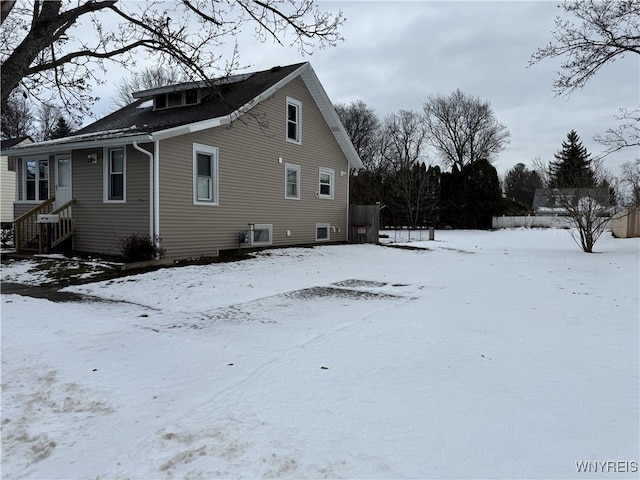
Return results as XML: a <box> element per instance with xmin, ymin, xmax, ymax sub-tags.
<box><xmin>55</xmin><ymin>154</ymin><xmax>72</xmax><ymax>208</ymax></box>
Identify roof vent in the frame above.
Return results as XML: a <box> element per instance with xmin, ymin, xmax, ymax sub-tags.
<box><xmin>270</xmin><ymin>65</ymin><xmax>282</xmax><ymax>72</ymax></box>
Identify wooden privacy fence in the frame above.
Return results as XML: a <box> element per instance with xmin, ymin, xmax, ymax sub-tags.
<box><xmin>611</xmin><ymin>207</ymin><xmax>640</xmax><ymax>238</ymax></box>
<box><xmin>349</xmin><ymin>205</ymin><xmax>380</xmax><ymax>244</ymax></box>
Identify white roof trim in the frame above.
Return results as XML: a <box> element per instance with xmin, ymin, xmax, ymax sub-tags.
<box><xmin>298</xmin><ymin>64</ymin><xmax>363</xmax><ymax>169</ymax></box>
<box><xmin>1</xmin><ymin>133</ymin><xmax>153</xmax><ymax>157</ymax></box>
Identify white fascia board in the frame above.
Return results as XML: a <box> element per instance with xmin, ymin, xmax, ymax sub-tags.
<box><xmin>151</xmin><ymin>116</ymin><xmax>229</xmax><ymax>141</ymax></box>
<box><xmin>299</xmin><ymin>65</ymin><xmax>363</xmax><ymax>170</ymax></box>
<box><xmin>1</xmin><ymin>134</ymin><xmax>153</xmax><ymax>157</ymax></box>
<box><xmin>224</xmin><ymin>64</ymin><xmax>310</xmax><ymax>123</ymax></box>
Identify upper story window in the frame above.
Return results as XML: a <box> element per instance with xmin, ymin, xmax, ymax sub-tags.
<box><xmin>286</xmin><ymin>97</ymin><xmax>302</xmax><ymax>144</ymax></box>
<box><xmin>318</xmin><ymin>167</ymin><xmax>334</xmax><ymax>199</ymax></box>
<box><xmin>154</xmin><ymin>88</ymin><xmax>200</xmax><ymax>110</ymax></box>
<box><xmin>193</xmin><ymin>143</ymin><xmax>219</xmax><ymax>205</ymax></box>
<box><xmin>104</xmin><ymin>147</ymin><xmax>126</xmax><ymax>202</ymax></box>
<box><xmin>24</xmin><ymin>159</ymin><xmax>48</xmax><ymax>201</ymax></box>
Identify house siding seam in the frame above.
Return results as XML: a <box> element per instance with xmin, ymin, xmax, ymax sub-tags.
<box><xmin>157</xmin><ymin>76</ymin><xmax>349</xmax><ymax>260</ymax></box>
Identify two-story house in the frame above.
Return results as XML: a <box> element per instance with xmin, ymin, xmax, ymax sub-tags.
<box><xmin>1</xmin><ymin>62</ymin><xmax>362</xmax><ymax>259</ymax></box>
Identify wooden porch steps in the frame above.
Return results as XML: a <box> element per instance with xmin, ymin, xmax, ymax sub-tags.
<box><xmin>14</xmin><ymin>199</ymin><xmax>76</xmax><ymax>254</ymax></box>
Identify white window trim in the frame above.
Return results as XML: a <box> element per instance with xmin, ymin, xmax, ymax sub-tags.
<box><xmin>284</xmin><ymin>163</ymin><xmax>300</xmax><ymax>200</ymax></box>
<box><xmin>316</xmin><ymin>223</ymin><xmax>330</xmax><ymax>241</ymax></box>
<box><xmin>21</xmin><ymin>158</ymin><xmax>49</xmax><ymax>203</ymax></box>
<box><xmin>251</xmin><ymin>224</ymin><xmax>273</xmax><ymax>246</ymax></box>
<box><xmin>193</xmin><ymin>143</ymin><xmax>219</xmax><ymax>205</ymax></box>
<box><xmin>286</xmin><ymin>97</ymin><xmax>302</xmax><ymax>145</ymax></box>
<box><xmin>103</xmin><ymin>147</ymin><xmax>126</xmax><ymax>203</ymax></box>
<box><xmin>318</xmin><ymin>167</ymin><xmax>335</xmax><ymax>199</ymax></box>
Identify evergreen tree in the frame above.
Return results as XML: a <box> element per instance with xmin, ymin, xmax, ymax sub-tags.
<box><xmin>439</xmin><ymin>160</ymin><xmax>502</xmax><ymax>229</ymax></box>
<box><xmin>461</xmin><ymin>159</ymin><xmax>503</xmax><ymax>229</ymax></box>
<box><xmin>549</xmin><ymin>130</ymin><xmax>596</xmax><ymax>188</ymax></box>
<box><xmin>50</xmin><ymin>116</ymin><xmax>73</xmax><ymax>139</ymax></box>
<box><xmin>504</xmin><ymin>163</ymin><xmax>543</xmax><ymax>209</ymax></box>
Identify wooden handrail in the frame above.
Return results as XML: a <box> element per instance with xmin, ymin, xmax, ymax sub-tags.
<box><xmin>50</xmin><ymin>199</ymin><xmax>76</xmax><ymax>250</ymax></box>
<box><xmin>14</xmin><ymin>198</ymin><xmax>56</xmax><ymax>252</ymax></box>
<box><xmin>13</xmin><ymin>197</ymin><xmax>55</xmax><ymax>223</ymax></box>
<box><xmin>51</xmin><ymin>199</ymin><xmax>76</xmax><ymax>215</ymax></box>
<box><xmin>14</xmin><ymin>198</ymin><xmax>76</xmax><ymax>253</ymax></box>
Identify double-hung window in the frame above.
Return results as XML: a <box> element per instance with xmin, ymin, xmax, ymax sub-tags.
<box><xmin>193</xmin><ymin>143</ymin><xmax>219</xmax><ymax>205</ymax></box>
<box><xmin>286</xmin><ymin>97</ymin><xmax>302</xmax><ymax>144</ymax></box>
<box><xmin>24</xmin><ymin>159</ymin><xmax>49</xmax><ymax>201</ymax></box>
<box><xmin>285</xmin><ymin>164</ymin><xmax>300</xmax><ymax>199</ymax></box>
<box><xmin>105</xmin><ymin>147</ymin><xmax>125</xmax><ymax>202</ymax></box>
<box><xmin>318</xmin><ymin>167</ymin><xmax>335</xmax><ymax>199</ymax></box>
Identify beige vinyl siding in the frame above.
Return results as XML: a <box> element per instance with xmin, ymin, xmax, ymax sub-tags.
<box><xmin>71</xmin><ymin>146</ymin><xmax>151</xmax><ymax>256</ymax></box>
<box><xmin>1</xmin><ymin>156</ymin><xmax>16</xmax><ymax>223</ymax></box>
<box><xmin>158</xmin><ymin>76</ymin><xmax>349</xmax><ymax>259</ymax></box>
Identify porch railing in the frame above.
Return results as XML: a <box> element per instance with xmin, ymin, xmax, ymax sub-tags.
<box><xmin>14</xmin><ymin>198</ymin><xmax>76</xmax><ymax>253</ymax></box>
<box><xmin>14</xmin><ymin>198</ymin><xmax>55</xmax><ymax>252</ymax></box>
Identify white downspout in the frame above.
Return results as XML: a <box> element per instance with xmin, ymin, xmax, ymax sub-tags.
<box><xmin>132</xmin><ymin>140</ymin><xmax>155</xmax><ymax>240</ymax></box>
<box><xmin>346</xmin><ymin>166</ymin><xmax>351</xmax><ymax>243</ymax></box>
<box><xmin>153</xmin><ymin>140</ymin><xmax>160</xmax><ymax>252</ymax></box>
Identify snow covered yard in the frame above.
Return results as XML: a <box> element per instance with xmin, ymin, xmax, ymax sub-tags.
<box><xmin>1</xmin><ymin>229</ymin><xmax>638</xmax><ymax>479</ymax></box>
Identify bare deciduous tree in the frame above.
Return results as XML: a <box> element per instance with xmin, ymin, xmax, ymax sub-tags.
<box><xmin>594</xmin><ymin>107</ymin><xmax>640</xmax><ymax>158</ymax></box>
<box><xmin>542</xmin><ymin>157</ymin><xmax>617</xmax><ymax>252</ymax></box>
<box><xmin>0</xmin><ymin>1</ymin><xmax>344</xmax><ymax>118</ymax></box>
<box><xmin>334</xmin><ymin>100</ymin><xmax>380</xmax><ymax>171</ymax></box>
<box><xmin>112</xmin><ymin>66</ymin><xmax>188</xmax><ymax>110</ymax></box>
<box><xmin>1</xmin><ymin>90</ymin><xmax>33</xmax><ymax>139</ymax></box>
<box><xmin>384</xmin><ymin>110</ymin><xmax>431</xmax><ymax>228</ymax></box>
<box><xmin>36</xmin><ymin>103</ymin><xmax>62</xmax><ymax>141</ymax></box>
<box><xmin>530</xmin><ymin>1</ymin><xmax>639</xmax><ymax>158</ymax></box>
<box><xmin>529</xmin><ymin>0</ymin><xmax>640</xmax><ymax>95</ymax></box>
<box><xmin>422</xmin><ymin>89</ymin><xmax>510</xmax><ymax>171</ymax></box>
<box><xmin>619</xmin><ymin>159</ymin><xmax>640</xmax><ymax>206</ymax></box>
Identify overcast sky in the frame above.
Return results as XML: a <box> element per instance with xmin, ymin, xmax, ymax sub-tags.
<box><xmin>93</xmin><ymin>1</ymin><xmax>639</xmax><ymax>177</ymax></box>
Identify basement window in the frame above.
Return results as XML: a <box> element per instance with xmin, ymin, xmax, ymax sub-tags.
<box><xmin>251</xmin><ymin>224</ymin><xmax>272</xmax><ymax>246</ymax></box>
<box><xmin>316</xmin><ymin>223</ymin><xmax>330</xmax><ymax>241</ymax></box>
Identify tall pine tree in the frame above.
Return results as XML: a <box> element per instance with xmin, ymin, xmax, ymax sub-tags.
<box><xmin>50</xmin><ymin>117</ymin><xmax>73</xmax><ymax>139</ymax></box>
<box><xmin>548</xmin><ymin>130</ymin><xmax>596</xmax><ymax>188</ymax></box>
<box><xmin>504</xmin><ymin>163</ymin><xmax>543</xmax><ymax>208</ymax></box>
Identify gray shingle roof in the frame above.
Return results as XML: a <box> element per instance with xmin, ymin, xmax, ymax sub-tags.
<box><xmin>76</xmin><ymin>63</ymin><xmax>305</xmax><ymax>136</ymax></box>
<box><xmin>1</xmin><ymin>62</ymin><xmax>363</xmax><ymax>169</ymax></box>
<box><xmin>1</xmin><ymin>136</ymin><xmax>32</xmax><ymax>149</ymax></box>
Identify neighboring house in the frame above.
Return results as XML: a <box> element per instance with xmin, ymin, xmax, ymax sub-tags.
<box><xmin>1</xmin><ymin>62</ymin><xmax>362</xmax><ymax>259</ymax></box>
<box><xmin>532</xmin><ymin>188</ymin><xmax>611</xmax><ymax>215</ymax></box>
<box><xmin>0</xmin><ymin>136</ymin><xmax>32</xmax><ymax>227</ymax></box>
